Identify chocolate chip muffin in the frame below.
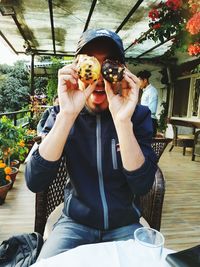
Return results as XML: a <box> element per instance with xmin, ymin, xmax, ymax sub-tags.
<box><xmin>101</xmin><ymin>59</ymin><xmax>125</xmax><ymax>83</ymax></box>
<box><xmin>77</xmin><ymin>55</ymin><xmax>101</xmax><ymax>84</ymax></box>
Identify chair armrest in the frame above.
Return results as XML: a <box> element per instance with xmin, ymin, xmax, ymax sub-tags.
<box><xmin>34</xmin><ymin>191</ymin><xmax>48</xmax><ymax>235</ymax></box>
<box><xmin>34</xmin><ymin>156</ymin><xmax>69</xmax><ymax>236</ymax></box>
<box><xmin>139</xmin><ymin>167</ymin><xmax>165</xmax><ymax>231</ymax></box>
<box><xmin>151</xmin><ymin>138</ymin><xmax>172</xmax><ymax>160</ymax></box>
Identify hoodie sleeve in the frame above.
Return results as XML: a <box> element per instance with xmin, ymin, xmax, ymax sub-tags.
<box><xmin>25</xmin><ymin>106</ymin><xmax>62</xmax><ymax>193</ymax></box>
<box><xmin>25</xmin><ymin>149</ymin><xmax>61</xmax><ymax>192</ymax></box>
<box><xmin>122</xmin><ymin>105</ymin><xmax>158</xmax><ymax>196</ymax></box>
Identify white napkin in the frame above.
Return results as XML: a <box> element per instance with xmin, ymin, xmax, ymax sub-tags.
<box><xmin>31</xmin><ymin>241</ymin><xmax>120</xmax><ymax>267</ymax></box>
<box><xmin>31</xmin><ymin>239</ymin><xmax>173</xmax><ymax>267</ymax></box>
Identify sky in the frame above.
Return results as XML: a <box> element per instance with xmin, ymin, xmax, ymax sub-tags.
<box><xmin>0</xmin><ymin>39</ymin><xmax>29</xmax><ymax>65</ymax></box>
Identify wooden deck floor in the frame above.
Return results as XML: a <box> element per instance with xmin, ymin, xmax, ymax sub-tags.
<box><xmin>159</xmin><ymin>146</ymin><xmax>200</xmax><ymax>251</ymax></box>
<box><xmin>0</xmin><ymin>145</ymin><xmax>200</xmax><ymax>251</ymax></box>
<box><xmin>0</xmin><ymin>164</ymin><xmax>35</xmax><ymax>242</ymax></box>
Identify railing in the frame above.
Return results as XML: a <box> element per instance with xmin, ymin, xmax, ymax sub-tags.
<box><xmin>0</xmin><ymin>110</ymin><xmax>32</xmax><ymax>127</ymax></box>
<box><xmin>0</xmin><ymin>106</ymin><xmax>49</xmax><ymax>128</ymax></box>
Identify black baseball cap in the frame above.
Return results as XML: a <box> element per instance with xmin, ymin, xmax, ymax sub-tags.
<box><xmin>76</xmin><ymin>28</ymin><xmax>125</xmax><ymax>63</ymax></box>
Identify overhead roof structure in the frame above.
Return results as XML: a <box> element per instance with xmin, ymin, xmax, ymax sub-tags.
<box><xmin>0</xmin><ymin>0</ymin><xmax>174</xmax><ymax>60</ymax></box>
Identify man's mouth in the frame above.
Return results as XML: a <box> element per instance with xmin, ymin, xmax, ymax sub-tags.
<box><xmin>91</xmin><ymin>89</ymin><xmax>107</xmax><ymax>104</ymax></box>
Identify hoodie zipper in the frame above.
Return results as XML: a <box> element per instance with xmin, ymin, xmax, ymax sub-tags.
<box><xmin>96</xmin><ymin>115</ymin><xmax>109</xmax><ymax>230</ymax></box>
<box><xmin>132</xmin><ymin>195</ymin><xmax>141</xmax><ymax>217</ymax></box>
<box><xmin>111</xmin><ymin>139</ymin><xmax>118</xmax><ymax>170</ymax></box>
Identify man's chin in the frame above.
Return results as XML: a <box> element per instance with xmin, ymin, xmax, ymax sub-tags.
<box><xmin>86</xmin><ymin>98</ymin><xmax>109</xmax><ymax>113</ymax></box>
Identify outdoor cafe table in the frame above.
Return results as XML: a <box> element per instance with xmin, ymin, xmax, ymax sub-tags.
<box><xmin>31</xmin><ymin>239</ymin><xmax>174</xmax><ymax>267</ymax></box>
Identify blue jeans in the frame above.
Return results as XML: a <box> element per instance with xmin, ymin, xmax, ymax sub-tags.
<box><xmin>38</xmin><ymin>213</ymin><xmax>142</xmax><ymax>260</ymax></box>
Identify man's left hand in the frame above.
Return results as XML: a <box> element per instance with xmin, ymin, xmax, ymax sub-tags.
<box><xmin>105</xmin><ymin>68</ymin><xmax>140</xmax><ymax>122</ymax></box>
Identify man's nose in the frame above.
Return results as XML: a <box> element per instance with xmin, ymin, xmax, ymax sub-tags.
<box><xmin>97</xmin><ymin>71</ymin><xmax>104</xmax><ymax>84</ymax></box>
<box><xmin>99</xmin><ymin>71</ymin><xmax>103</xmax><ymax>80</ymax></box>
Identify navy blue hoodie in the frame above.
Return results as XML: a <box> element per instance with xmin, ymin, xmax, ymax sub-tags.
<box><xmin>25</xmin><ymin>104</ymin><xmax>157</xmax><ymax>230</ymax></box>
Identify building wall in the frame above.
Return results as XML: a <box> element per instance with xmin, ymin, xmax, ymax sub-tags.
<box><xmin>127</xmin><ymin>61</ymin><xmax>168</xmax><ymax>121</ymax></box>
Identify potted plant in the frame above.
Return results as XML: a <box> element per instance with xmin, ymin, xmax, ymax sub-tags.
<box><xmin>13</xmin><ymin>139</ymin><xmax>29</xmax><ymax>163</ymax></box>
<box><xmin>0</xmin><ymin>116</ymin><xmax>20</xmax><ymax>163</ymax></box>
<box><xmin>24</xmin><ymin>129</ymin><xmax>37</xmax><ymax>147</ymax></box>
<box><xmin>0</xmin><ymin>161</ymin><xmax>12</xmax><ymax>204</ymax></box>
<box><xmin>0</xmin><ymin>116</ymin><xmax>22</xmax><ymax>186</ymax></box>
<box><xmin>29</xmin><ymin>94</ymin><xmax>47</xmax><ymax>130</ymax></box>
<box><xmin>10</xmin><ymin>159</ymin><xmax>21</xmax><ymax>169</ymax></box>
<box><xmin>0</xmin><ymin>116</ymin><xmax>37</xmax><ymax>171</ymax></box>
<box><xmin>15</xmin><ymin>128</ymin><xmax>37</xmax><ymax>161</ymax></box>
<box><xmin>158</xmin><ymin>101</ymin><xmax>168</xmax><ymax>135</ymax></box>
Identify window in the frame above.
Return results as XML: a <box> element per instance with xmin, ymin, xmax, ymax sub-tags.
<box><xmin>172</xmin><ymin>77</ymin><xmax>190</xmax><ymax>117</ymax></box>
<box><xmin>171</xmin><ymin>74</ymin><xmax>200</xmax><ymax>119</ymax></box>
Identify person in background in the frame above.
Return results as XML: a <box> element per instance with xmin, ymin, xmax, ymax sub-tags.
<box><xmin>37</xmin><ymin>95</ymin><xmax>59</xmax><ymax>135</ymax></box>
<box><xmin>137</xmin><ymin>70</ymin><xmax>158</xmax><ymax>137</ymax></box>
<box><xmin>24</xmin><ymin>95</ymin><xmax>59</xmax><ymax>163</ymax></box>
<box><xmin>25</xmin><ymin>28</ymin><xmax>157</xmax><ymax>260</ymax></box>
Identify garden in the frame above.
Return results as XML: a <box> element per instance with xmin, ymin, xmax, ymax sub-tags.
<box><xmin>0</xmin><ymin>115</ymin><xmax>37</xmax><ymax>204</ymax></box>
<box><xmin>0</xmin><ymin>54</ymin><xmax>67</xmax><ymax>204</ymax></box>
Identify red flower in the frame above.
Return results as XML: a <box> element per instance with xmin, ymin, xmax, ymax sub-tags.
<box><xmin>188</xmin><ymin>42</ymin><xmax>200</xmax><ymax>56</ymax></box>
<box><xmin>166</xmin><ymin>0</ymin><xmax>182</xmax><ymax>10</ymax></box>
<box><xmin>149</xmin><ymin>9</ymin><xmax>160</xmax><ymax>21</ymax></box>
<box><xmin>152</xmin><ymin>23</ymin><xmax>161</xmax><ymax>29</ymax></box>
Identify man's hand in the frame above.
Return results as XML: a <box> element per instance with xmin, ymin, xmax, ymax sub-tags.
<box><xmin>58</xmin><ymin>63</ymin><xmax>97</xmax><ymax>118</ymax></box>
<box><xmin>105</xmin><ymin>68</ymin><xmax>140</xmax><ymax>122</ymax></box>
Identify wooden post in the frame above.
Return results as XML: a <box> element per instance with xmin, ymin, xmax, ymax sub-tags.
<box><xmin>30</xmin><ymin>53</ymin><xmax>35</xmax><ymax>96</ymax></box>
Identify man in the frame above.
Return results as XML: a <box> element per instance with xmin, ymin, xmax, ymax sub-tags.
<box><xmin>37</xmin><ymin>95</ymin><xmax>59</xmax><ymax>135</ymax></box>
<box><xmin>137</xmin><ymin>70</ymin><xmax>158</xmax><ymax>137</ymax></box>
<box><xmin>25</xmin><ymin>29</ymin><xmax>157</xmax><ymax>259</ymax></box>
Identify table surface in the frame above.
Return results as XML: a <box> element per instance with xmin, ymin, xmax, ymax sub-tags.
<box><xmin>170</xmin><ymin>118</ymin><xmax>200</xmax><ymax>129</ymax></box>
<box><xmin>31</xmin><ymin>239</ymin><xmax>174</xmax><ymax>267</ymax></box>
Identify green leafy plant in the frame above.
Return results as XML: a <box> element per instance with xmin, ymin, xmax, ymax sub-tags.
<box><xmin>0</xmin><ymin>116</ymin><xmax>20</xmax><ymax>164</ymax></box>
<box><xmin>46</xmin><ymin>57</ymin><xmax>63</xmax><ymax>102</ymax></box>
<box><xmin>158</xmin><ymin>102</ymin><xmax>168</xmax><ymax>133</ymax></box>
<box><xmin>29</xmin><ymin>94</ymin><xmax>47</xmax><ymax>130</ymax></box>
<box><xmin>0</xmin><ymin>161</ymin><xmax>12</xmax><ymax>187</ymax></box>
<box><xmin>0</xmin><ymin>61</ymin><xmax>30</xmax><ymax>112</ymax></box>
<box><xmin>23</xmin><ymin>129</ymin><xmax>37</xmax><ymax>143</ymax></box>
<box><xmin>0</xmin><ymin>116</ymin><xmax>29</xmax><ymax>163</ymax></box>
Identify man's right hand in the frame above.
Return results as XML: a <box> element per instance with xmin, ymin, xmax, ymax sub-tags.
<box><xmin>58</xmin><ymin>63</ymin><xmax>97</xmax><ymax>119</ymax></box>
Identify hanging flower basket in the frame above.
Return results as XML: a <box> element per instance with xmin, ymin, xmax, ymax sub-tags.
<box><xmin>0</xmin><ymin>181</ymin><xmax>12</xmax><ymax>205</ymax></box>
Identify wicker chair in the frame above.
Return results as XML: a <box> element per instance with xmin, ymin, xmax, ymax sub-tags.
<box><xmin>151</xmin><ymin>137</ymin><xmax>172</xmax><ymax>161</ymax></box>
<box><xmin>34</xmin><ymin>155</ymin><xmax>165</xmax><ymax>235</ymax></box>
<box><xmin>169</xmin><ymin>125</ymin><xmax>194</xmax><ymax>155</ymax></box>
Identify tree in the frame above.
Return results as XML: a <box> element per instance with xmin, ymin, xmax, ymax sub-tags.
<box><xmin>46</xmin><ymin>57</ymin><xmax>63</xmax><ymax>102</ymax></box>
<box><xmin>0</xmin><ymin>61</ymin><xmax>30</xmax><ymax>112</ymax></box>
<box><xmin>0</xmin><ymin>64</ymin><xmax>12</xmax><ymax>75</ymax></box>
<box><xmin>0</xmin><ymin>77</ymin><xmax>30</xmax><ymax>111</ymax></box>
<box><xmin>34</xmin><ymin>77</ymin><xmax>48</xmax><ymax>96</ymax></box>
